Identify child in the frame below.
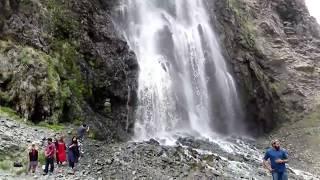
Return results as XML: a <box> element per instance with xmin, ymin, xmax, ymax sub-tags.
<box><xmin>28</xmin><ymin>142</ymin><xmax>38</xmax><ymax>173</ymax></box>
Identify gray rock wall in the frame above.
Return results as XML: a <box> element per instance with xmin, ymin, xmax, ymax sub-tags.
<box><xmin>205</xmin><ymin>0</ymin><xmax>320</xmax><ymax>135</ymax></box>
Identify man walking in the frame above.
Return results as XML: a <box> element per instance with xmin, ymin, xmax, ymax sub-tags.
<box><xmin>263</xmin><ymin>139</ymin><xmax>289</xmax><ymax>180</ymax></box>
<box><xmin>77</xmin><ymin>124</ymin><xmax>89</xmax><ymax>154</ymax></box>
<box><xmin>43</xmin><ymin>138</ymin><xmax>55</xmax><ymax>175</ymax></box>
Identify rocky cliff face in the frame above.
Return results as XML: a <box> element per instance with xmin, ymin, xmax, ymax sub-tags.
<box><xmin>206</xmin><ymin>0</ymin><xmax>320</xmax><ymax>134</ymax></box>
<box><xmin>0</xmin><ymin>0</ymin><xmax>138</xmax><ymax>141</ymax></box>
<box><xmin>206</xmin><ymin>0</ymin><xmax>320</xmax><ymax>173</ymax></box>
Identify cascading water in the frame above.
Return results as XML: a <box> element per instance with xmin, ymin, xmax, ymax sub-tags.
<box><xmin>112</xmin><ymin>1</ymin><xmax>319</xmax><ymax>179</ymax></box>
<box><xmin>116</xmin><ymin>0</ymin><xmax>244</xmax><ymax>141</ymax></box>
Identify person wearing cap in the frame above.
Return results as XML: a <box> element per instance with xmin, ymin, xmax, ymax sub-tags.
<box><xmin>263</xmin><ymin>139</ymin><xmax>289</xmax><ymax>180</ymax></box>
<box><xmin>28</xmin><ymin>142</ymin><xmax>38</xmax><ymax>173</ymax></box>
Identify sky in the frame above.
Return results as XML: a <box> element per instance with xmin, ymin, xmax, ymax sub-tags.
<box><xmin>305</xmin><ymin>0</ymin><xmax>320</xmax><ymax>23</ymax></box>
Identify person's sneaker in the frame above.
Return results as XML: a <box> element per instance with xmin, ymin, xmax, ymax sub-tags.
<box><xmin>42</xmin><ymin>173</ymin><xmax>47</xmax><ymax>176</ymax></box>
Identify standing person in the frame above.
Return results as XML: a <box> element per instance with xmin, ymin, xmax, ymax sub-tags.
<box><xmin>28</xmin><ymin>142</ymin><xmax>38</xmax><ymax>174</ymax></box>
<box><xmin>263</xmin><ymin>139</ymin><xmax>289</xmax><ymax>180</ymax></box>
<box><xmin>43</xmin><ymin>138</ymin><xmax>55</xmax><ymax>175</ymax></box>
<box><xmin>57</xmin><ymin>136</ymin><xmax>67</xmax><ymax>165</ymax></box>
<box><xmin>68</xmin><ymin>136</ymin><xmax>80</xmax><ymax>175</ymax></box>
<box><xmin>77</xmin><ymin>124</ymin><xmax>89</xmax><ymax>154</ymax></box>
<box><xmin>54</xmin><ymin>137</ymin><xmax>59</xmax><ymax>165</ymax></box>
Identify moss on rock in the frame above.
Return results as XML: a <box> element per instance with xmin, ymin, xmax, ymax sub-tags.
<box><xmin>0</xmin><ymin>38</ymin><xmax>86</xmax><ymax>123</ymax></box>
<box><xmin>227</xmin><ymin>0</ymin><xmax>257</xmax><ymax>50</ymax></box>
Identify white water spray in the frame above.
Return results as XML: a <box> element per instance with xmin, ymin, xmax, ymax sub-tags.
<box><xmin>116</xmin><ymin>0</ymin><xmax>243</xmax><ymax>141</ymax></box>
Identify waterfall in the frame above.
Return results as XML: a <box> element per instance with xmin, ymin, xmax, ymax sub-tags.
<box><xmin>115</xmin><ymin>0</ymin><xmax>244</xmax><ymax>141</ymax></box>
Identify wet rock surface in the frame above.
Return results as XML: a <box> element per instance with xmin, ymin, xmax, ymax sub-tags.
<box><xmin>75</xmin><ymin>138</ymin><xmax>317</xmax><ymax>180</ymax></box>
<box><xmin>208</xmin><ymin>0</ymin><xmax>320</xmax><ymax>135</ymax></box>
<box><xmin>0</xmin><ymin>116</ymin><xmax>318</xmax><ymax>179</ymax></box>
<box><xmin>208</xmin><ymin>0</ymin><xmax>320</xmax><ymax>174</ymax></box>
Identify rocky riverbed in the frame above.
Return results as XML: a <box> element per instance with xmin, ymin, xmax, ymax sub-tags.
<box><xmin>1</xmin><ymin>116</ymin><xmax>318</xmax><ymax>180</ymax></box>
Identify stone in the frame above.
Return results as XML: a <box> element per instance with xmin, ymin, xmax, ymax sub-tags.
<box><xmin>106</xmin><ymin>159</ymin><xmax>113</xmax><ymax>165</ymax></box>
<box><xmin>293</xmin><ymin>63</ymin><xmax>315</xmax><ymax>73</ymax></box>
<box><xmin>284</xmin><ymin>27</ymin><xmax>296</xmax><ymax>35</ymax></box>
<box><xmin>147</xmin><ymin>138</ymin><xmax>160</xmax><ymax>146</ymax></box>
<box><xmin>287</xmin><ymin>38</ymin><xmax>299</xmax><ymax>45</ymax></box>
<box><xmin>13</xmin><ymin>162</ymin><xmax>23</xmax><ymax>167</ymax></box>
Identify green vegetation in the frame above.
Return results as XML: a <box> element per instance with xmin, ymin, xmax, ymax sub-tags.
<box><xmin>15</xmin><ymin>168</ymin><xmax>26</xmax><ymax>176</ymax></box>
<box><xmin>0</xmin><ymin>38</ymin><xmax>85</xmax><ymax>123</ymax></box>
<box><xmin>0</xmin><ymin>160</ymin><xmax>11</xmax><ymax>171</ymax></box>
<box><xmin>269</xmin><ymin>81</ymin><xmax>288</xmax><ymax>97</ymax></box>
<box><xmin>88</xmin><ymin>130</ymin><xmax>98</xmax><ymax>140</ymax></box>
<box><xmin>0</xmin><ymin>0</ymin><xmax>87</xmax><ymax>125</ymax></box>
<box><xmin>46</xmin><ymin>0</ymin><xmax>80</xmax><ymax>40</ymax></box>
<box><xmin>228</xmin><ymin>0</ymin><xmax>256</xmax><ymax>49</ymax></box>
<box><xmin>50</xmin><ymin>40</ymin><xmax>85</xmax><ymax>101</ymax></box>
<box><xmin>37</xmin><ymin>121</ymin><xmax>64</xmax><ymax>131</ymax></box>
<box><xmin>38</xmin><ymin>152</ymin><xmax>46</xmax><ymax>165</ymax></box>
<box><xmin>0</xmin><ymin>149</ymin><xmax>29</xmax><ymax>175</ymax></box>
<box><xmin>0</xmin><ymin>106</ymin><xmax>24</xmax><ymax>121</ymax></box>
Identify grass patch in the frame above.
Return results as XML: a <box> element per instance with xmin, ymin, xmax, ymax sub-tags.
<box><xmin>15</xmin><ymin>168</ymin><xmax>27</xmax><ymax>175</ymax></box>
<box><xmin>0</xmin><ymin>106</ymin><xmax>24</xmax><ymax>121</ymax></box>
<box><xmin>88</xmin><ymin>131</ymin><xmax>98</xmax><ymax>140</ymax></box>
<box><xmin>0</xmin><ymin>160</ymin><xmax>11</xmax><ymax>171</ymax></box>
<box><xmin>37</xmin><ymin>122</ymin><xmax>64</xmax><ymax>131</ymax></box>
<box><xmin>38</xmin><ymin>152</ymin><xmax>46</xmax><ymax>165</ymax></box>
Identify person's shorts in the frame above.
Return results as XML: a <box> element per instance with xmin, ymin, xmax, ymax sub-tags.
<box><xmin>29</xmin><ymin>161</ymin><xmax>38</xmax><ymax>168</ymax></box>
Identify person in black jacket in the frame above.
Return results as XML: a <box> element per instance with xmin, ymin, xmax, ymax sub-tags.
<box><xmin>28</xmin><ymin>142</ymin><xmax>38</xmax><ymax>173</ymax></box>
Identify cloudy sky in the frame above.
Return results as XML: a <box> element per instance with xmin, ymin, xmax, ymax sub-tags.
<box><xmin>305</xmin><ymin>0</ymin><xmax>320</xmax><ymax>23</ymax></box>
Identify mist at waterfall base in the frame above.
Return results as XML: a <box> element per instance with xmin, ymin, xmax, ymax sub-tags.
<box><xmin>115</xmin><ymin>0</ymin><xmax>246</xmax><ymax>144</ymax></box>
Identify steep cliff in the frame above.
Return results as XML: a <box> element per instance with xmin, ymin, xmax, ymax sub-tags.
<box><xmin>0</xmin><ymin>0</ymin><xmax>138</xmax><ymax>141</ymax></box>
<box><xmin>205</xmin><ymin>0</ymin><xmax>320</xmax><ymax>134</ymax></box>
<box><xmin>206</xmin><ymin>0</ymin><xmax>320</xmax><ymax>173</ymax></box>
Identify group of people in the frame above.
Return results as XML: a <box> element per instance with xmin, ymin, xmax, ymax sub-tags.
<box><xmin>28</xmin><ymin>125</ymin><xmax>289</xmax><ymax>180</ymax></box>
<box><xmin>28</xmin><ymin>124</ymin><xmax>89</xmax><ymax>176</ymax></box>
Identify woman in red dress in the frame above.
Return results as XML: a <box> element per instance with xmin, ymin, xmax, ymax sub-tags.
<box><xmin>57</xmin><ymin>136</ymin><xmax>67</xmax><ymax>165</ymax></box>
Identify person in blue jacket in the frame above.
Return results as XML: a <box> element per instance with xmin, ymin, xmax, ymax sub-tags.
<box><xmin>263</xmin><ymin>139</ymin><xmax>289</xmax><ymax>180</ymax></box>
